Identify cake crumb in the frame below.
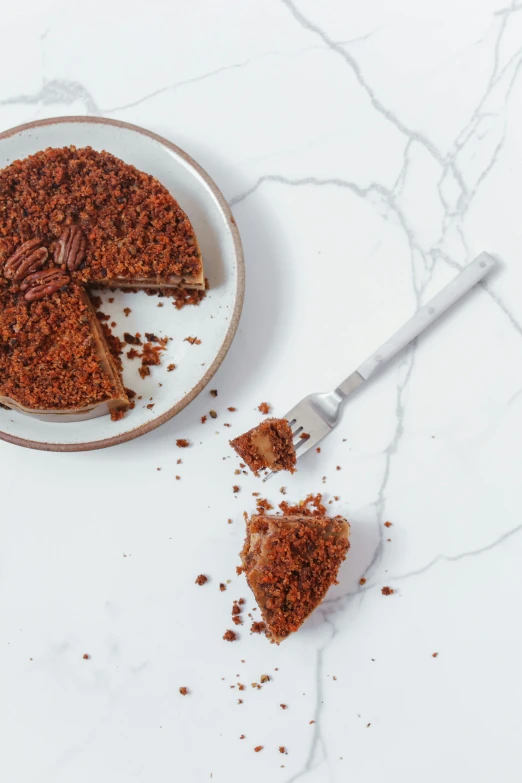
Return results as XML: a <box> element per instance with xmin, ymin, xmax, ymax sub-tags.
<box><xmin>83</xmin><ymin>654</ymin><xmax>90</xmax><ymax>660</ymax></box>
<box><xmin>219</xmin><ymin>583</ymin><xmax>226</xmax><ymax>592</ymax></box>
<box><xmin>195</xmin><ymin>574</ymin><xmax>208</xmax><ymax>586</ymax></box>
<box><xmin>280</xmin><ymin>704</ymin><xmax>287</xmax><ymax>710</ymax></box>
<box><xmin>381</xmin><ymin>586</ymin><xmax>394</xmax><ymax>596</ymax></box>
<box><xmin>223</xmin><ymin>630</ymin><xmax>237</xmax><ymax>642</ymax></box>
<box><xmin>123</xmin><ymin>307</ymin><xmax>131</xmax><ymax>317</ymax></box>
<box><xmin>240</xmin><ymin>735</ymin><xmax>245</xmax><ymax>739</ymax></box>
<box><xmin>185</xmin><ymin>336</ymin><xmax>201</xmax><ymax>345</ymax></box>
<box><xmin>201</xmin><ymin>415</ymin><xmax>207</xmax><ymax>424</ymax></box>
<box><xmin>432</xmin><ymin>652</ymin><xmax>439</xmax><ymax>658</ymax></box>
<box><xmin>258</xmin><ymin>402</ymin><xmax>270</xmax><ymax>414</ymax></box>
<box><xmin>384</xmin><ymin>521</ymin><xmax>393</xmax><ymax>528</ymax></box>
<box><xmin>359</xmin><ymin>578</ymin><xmax>366</xmax><ymax>586</ymax></box>
<box><xmin>210</xmin><ymin>410</ymin><xmax>217</xmax><ymax>418</ymax></box>
<box><xmin>250</xmin><ymin>621</ymin><xmax>266</xmax><ymax>634</ymax></box>
<box><xmin>228</xmin><ymin>406</ymin><xmax>236</xmax><ymax>412</ymax></box>
<box><xmin>167</xmin><ymin>364</ymin><xmax>176</xmax><ymax>372</ymax></box>
<box><xmin>260</xmin><ymin>674</ymin><xmax>270</xmax><ymax>683</ymax></box>
<box><xmin>176</xmin><ymin>439</ymin><xmax>190</xmax><ymax>448</ymax></box>
<box><xmin>179</xmin><ymin>687</ymin><xmax>188</xmax><ymax>696</ymax></box>
<box><xmin>279</xmin><ymin>746</ymin><xmax>286</xmax><ymax>754</ymax></box>
<box><xmin>254</xmin><ymin>746</ymin><xmax>263</xmax><ymax>753</ymax></box>
<box><xmin>138</xmin><ymin>366</ymin><xmax>150</xmax><ymax>379</ymax></box>
<box><xmin>316</xmin><ymin>447</ymin><xmax>321</xmax><ymax>453</ymax></box>
<box><xmin>233</xmin><ymin>485</ymin><xmax>240</xmax><ymax>493</ymax></box>
<box><xmin>210</xmin><ymin>389</ymin><xmax>218</xmax><ymax>397</ymax></box>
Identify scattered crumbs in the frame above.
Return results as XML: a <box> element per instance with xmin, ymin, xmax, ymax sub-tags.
<box><xmin>251</xmin><ymin>621</ymin><xmax>266</xmax><ymax>635</ymax></box>
<box><xmin>233</xmin><ymin>485</ymin><xmax>240</xmax><ymax>493</ymax></box>
<box><xmin>175</xmin><ymin>475</ymin><xmax>181</xmax><ymax>480</ymax></box>
<box><xmin>145</xmin><ymin>333</ymin><xmax>159</xmax><ymax>343</ymax></box>
<box><xmin>336</xmin><ymin>465</ymin><xmax>341</xmax><ymax>471</ymax></box>
<box><xmin>381</xmin><ymin>586</ymin><xmax>394</xmax><ymax>596</ymax></box>
<box><xmin>333</xmin><ymin>676</ymin><xmax>337</xmax><ymax>681</ymax></box>
<box><xmin>156</xmin><ymin>467</ymin><xmax>161</xmax><ymax>471</ymax></box>
<box><xmin>301</xmin><ymin>432</ymin><xmax>310</xmax><ymax>440</ymax></box>
<box><xmin>177</xmin><ymin>459</ymin><xmax>182</xmax><ymax>464</ymax></box>
<box><xmin>83</xmin><ymin>653</ymin><xmax>90</xmax><ymax>660</ymax></box>
<box><xmin>366</xmin><ymin>723</ymin><xmax>371</xmax><ymax>728</ymax></box>
<box><xmin>127</xmin><ymin>349</ymin><xmax>139</xmax><ymax>362</ymax></box>
<box><xmin>185</xmin><ymin>336</ymin><xmax>201</xmax><ymax>345</ymax></box>
<box><xmin>227</xmin><ymin>518</ymin><xmax>233</xmax><ymax>524</ymax></box>
<box><xmin>359</xmin><ymin>578</ymin><xmax>366</xmax><ymax>586</ymax></box>
<box><xmin>123</xmin><ymin>307</ymin><xmax>131</xmax><ymax>317</ymax></box>
<box><xmin>110</xmin><ymin>321</ymin><xmax>116</xmax><ymax>328</ymax></box>
<box><xmin>432</xmin><ymin>652</ymin><xmax>439</xmax><ymax>658</ymax></box>
<box><xmin>260</xmin><ymin>674</ymin><xmax>270</xmax><ymax>684</ymax></box>
<box><xmin>258</xmin><ymin>402</ymin><xmax>270</xmax><ymax>414</ymax></box>
<box><xmin>238</xmin><ymin>699</ymin><xmax>243</xmax><ymax>704</ymax></box>
<box><xmin>167</xmin><ymin>363</ymin><xmax>176</xmax><ymax>372</ymax></box>
<box><xmin>279</xmin><ymin>747</ymin><xmax>286</xmax><ymax>754</ymax></box>
<box><xmin>254</xmin><ymin>746</ymin><xmax>263</xmax><ymax>753</ymax></box>
<box><xmin>240</xmin><ymin>735</ymin><xmax>245</xmax><ymax>739</ymax></box>
<box><xmin>123</xmin><ymin>332</ymin><xmax>142</xmax><ymax>345</ymax></box>
<box><xmin>316</xmin><ymin>447</ymin><xmax>321</xmax><ymax>453</ymax></box>
<box><xmin>224</xmin><ymin>423</ymin><xmax>232</xmax><ymax>427</ymax></box>
<box><xmin>387</xmin><ymin>538</ymin><xmax>391</xmax><ymax>542</ymax></box>
<box><xmin>195</xmin><ymin>574</ymin><xmax>208</xmax><ymax>586</ymax></box>
<box><xmin>209</xmin><ymin>410</ymin><xmax>217</xmax><ymax>419</ymax></box>
<box><xmin>234</xmin><ymin>469</ymin><xmax>241</xmax><ymax>475</ymax></box>
<box><xmin>280</xmin><ymin>704</ymin><xmax>287</xmax><ymax>710</ymax></box>
<box><xmin>138</xmin><ymin>366</ymin><xmax>150</xmax><ymax>379</ymax></box>
<box><xmin>309</xmin><ymin>720</ymin><xmax>315</xmax><ymax>725</ymax></box>
<box><xmin>146</xmin><ymin>403</ymin><xmax>155</xmax><ymax>409</ymax></box>
<box><xmin>384</xmin><ymin>521</ymin><xmax>393</xmax><ymax>528</ymax></box>
<box><xmin>228</xmin><ymin>406</ymin><xmax>236</xmax><ymax>412</ymax></box>
<box><xmin>108</xmin><ymin>297</ymin><xmax>114</xmax><ymax>303</ymax></box>
<box><xmin>334</xmin><ymin>495</ymin><xmax>340</xmax><ymax>501</ymax></box>
<box><xmin>239</xmin><ymin>462</ymin><xmax>245</xmax><ymax>468</ymax></box>
<box><xmin>157</xmin><ymin>302</ymin><xmax>164</xmax><ymax>307</ymax></box>
<box><xmin>252</xmin><ymin>491</ymin><xmax>260</xmax><ymax>497</ymax></box>
<box><xmin>176</xmin><ymin>439</ymin><xmax>190</xmax><ymax>448</ymax></box>
<box><xmin>219</xmin><ymin>583</ymin><xmax>226</xmax><ymax>592</ymax></box>
<box><xmin>179</xmin><ymin>687</ymin><xmax>188</xmax><ymax>696</ymax></box>
<box><xmin>223</xmin><ymin>630</ymin><xmax>237</xmax><ymax>642</ymax></box>
<box><xmin>210</xmin><ymin>389</ymin><xmax>218</xmax><ymax>397</ymax></box>
<box><xmin>256</xmin><ymin>497</ymin><xmax>273</xmax><ymax>514</ymax></box>
<box><xmin>280</xmin><ymin>487</ymin><xmax>287</xmax><ymax>495</ymax></box>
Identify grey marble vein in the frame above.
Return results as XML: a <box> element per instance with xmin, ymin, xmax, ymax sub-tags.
<box><xmin>0</xmin><ymin>79</ymin><xmax>100</xmax><ymax>114</ymax></box>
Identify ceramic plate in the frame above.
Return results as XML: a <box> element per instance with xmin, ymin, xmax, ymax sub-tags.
<box><xmin>0</xmin><ymin>117</ymin><xmax>244</xmax><ymax>451</ymax></box>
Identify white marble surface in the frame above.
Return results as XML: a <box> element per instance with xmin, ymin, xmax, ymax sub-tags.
<box><xmin>1</xmin><ymin>1</ymin><xmax>522</xmax><ymax>781</ymax></box>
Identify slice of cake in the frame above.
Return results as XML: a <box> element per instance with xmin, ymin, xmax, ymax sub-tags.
<box><xmin>230</xmin><ymin>418</ymin><xmax>296</xmax><ymax>476</ymax></box>
<box><xmin>239</xmin><ymin>497</ymin><xmax>350</xmax><ymax>642</ymax></box>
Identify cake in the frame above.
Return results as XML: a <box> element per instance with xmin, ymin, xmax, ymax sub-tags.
<box><xmin>0</xmin><ymin>146</ymin><xmax>204</xmax><ymax>420</ymax></box>
<box><xmin>230</xmin><ymin>418</ymin><xmax>296</xmax><ymax>475</ymax></box>
<box><xmin>239</xmin><ymin>497</ymin><xmax>350</xmax><ymax>642</ymax></box>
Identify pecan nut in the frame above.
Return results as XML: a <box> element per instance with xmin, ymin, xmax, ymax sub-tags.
<box><xmin>54</xmin><ymin>225</ymin><xmax>87</xmax><ymax>271</ymax></box>
<box><xmin>4</xmin><ymin>238</ymin><xmax>48</xmax><ymax>281</ymax></box>
<box><xmin>20</xmin><ymin>268</ymin><xmax>71</xmax><ymax>302</ymax></box>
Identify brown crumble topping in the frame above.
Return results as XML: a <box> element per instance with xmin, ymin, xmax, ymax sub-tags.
<box><xmin>231</xmin><ymin>418</ymin><xmax>296</xmax><ymax>476</ymax></box>
<box><xmin>224</xmin><ymin>423</ymin><xmax>231</xmax><ymax>427</ymax></box>
<box><xmin>123</xmin><ymin>307</ymin><xmax>131</xmax><ymax>317</ymax></box>
<box><xmin>167</xmin><ymin>363</ymin><xmax>176</xmax><ymax>372</ymax></box>
<box><xmin>381</xmin><ymin>586</ymin><xmax>394</xmax><ymax>596</ymax></box>
<box><xmin>258</xmin><ymin>402</ymin><xmax>270</xmax><ymax>414</ymax></box>
<box><xmin>280</xmin><ymin>704</ymin><xmax>287</xmax><ymax>710</ymax></box>
<box><xmin>201</xmin><ymin>415</ymin><xmax>207</xmax><ymax>424</ymax></box>
<box><xmin>83</xmin><ymin>653</ymin><xmax>90</xmax><ymax>660</ymax></box>
<box><xmin>240</xmin><ymin>735</ymin><xmax>245</xmax><ymax>739</ymax></box>
<box><xmin>175</xmin><ymin>475</ymin><xmax>181</xmax><ymax>480</ymax></box>
<box><xmin>223</xmin><ymin>630</ymin><xmax>237</xmax><ymax>642</ymax></box>
<box><xmin>316</xmin><ymin>447</ymin><xmax>321</xmax><ymax>453</ymax></box>
<box><xmin>250</xmin><ymin>621</ymin><xmax>266</xmax><ymax>634</ymax></box>
<box><xmin>336</xmin><ymin>465</ymin><xmax>341</xmax><ymax>470</ymax></box>
<box><xmin>301</xmin><ymin>432</ymin><xmax>310</xmax><ymax>440</ymax></box>
<box><xmin>233</xmin><ymin>485</ymin><xmax>240</xmax><ymax>493</ymax></box>
<box><xmin>146</xmin><ymin>403</ymin><xmax>154</xmax><ymax>410</ymax></box>
<box><xmin>254</xmin><ymin>746</ymin><xmax>263</xmax><ymax>753</ymax></box>
<box><xmin>176</xmin><ymin>439</ymin><xmax>190</xmax><ymax>448</ymax></box>
<box><xmin>228</xmin><ymin>406</ymin><xmax>236</xmax><ymax>411</ymax></box>
<box><xmin>260</xmin><ymin>674</ymin><xmax>270</xmax><ymax>683</ymax></box>
<box><xmin>210</xmin><ymin>389</ymin><xmax>218</xmax><ymax>396</ymax></box>
<box><xmin>138</xmin><ymin>365</ymin><xmax>150</xmax><ymax>379</ymax></box>
<box><xmin>384</xmin><ymin>521</ymin><xmax>393</xmax><ymax>527</ymax></box>
<box><xmin>279</xmin><ymin>747</ymin><xmax>286</xmax><ymax>754</ymax></box>
<box><xmin>359</xmin><ymin>578</ymin><xmax>366</xmax><ymax>586</ymax></box>
<box><xmin>195</xmin><ymin>574</ymin><xmax>208</xmax><ymax>586</ymax></box>
<box><xmin>179</xmin><ymin>687</ymin><xmax>188</xmax><ymax>696</ymax></box>
<box><xmin>432</xmin><ymin>652</ymin><xmax>439</xmax><ymax>658</ymax></box>
<box><xmin>184</xmin><ymin>336</ymin><xmax>201</xmax><ymax>345</ymax></box>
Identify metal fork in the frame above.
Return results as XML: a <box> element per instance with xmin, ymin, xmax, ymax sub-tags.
<box><xmin>263</xmin><ymin>252</ymin><xmax>496</xmax><ymax>481</ymax></box>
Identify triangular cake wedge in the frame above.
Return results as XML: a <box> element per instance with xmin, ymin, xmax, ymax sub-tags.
<box><xmin>230</xmin><ymin>418</ymin><xmax>296</xmax><ymax>476</ymax></box>
<box><xmin>240</xmin><ymin>512</ymin><xmax>350</xmax><ymax>642</ymax></box>
<box><xmin>0</xmin><ymin>286</ymin><xmax>129</xmax><ymax>421</ymax></box>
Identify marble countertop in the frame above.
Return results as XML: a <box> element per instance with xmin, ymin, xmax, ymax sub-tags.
<box><xmin>2</xmin><ymin>1</ymin><xmax>522</xmax><ymax>781</ymax></box>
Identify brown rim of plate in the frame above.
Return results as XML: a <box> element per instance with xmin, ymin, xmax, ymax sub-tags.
<box><xmin>0</xmin><ymin>115</ymin><xmax>245</xmax><ymax>453</ymax></box>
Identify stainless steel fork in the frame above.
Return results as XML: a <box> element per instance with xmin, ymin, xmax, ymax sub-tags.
<box><xmin>263</xmin><ymin>252</ymin><xmax>496</xmax><ymax>482</ymax></box>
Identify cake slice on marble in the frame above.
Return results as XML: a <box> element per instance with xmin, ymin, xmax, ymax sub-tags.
<box><xmin>239</xmin><ymin>495</ymin><xmax>350</xmax><ymax>642</ymax></box>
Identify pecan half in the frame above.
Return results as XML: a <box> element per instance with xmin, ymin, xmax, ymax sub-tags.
<box><xmin>20</xmin><ymin>268</ymin><xmax>71</xmax><ymax>302</ymax></box>
<box><xmin>4</xmin><ymin>238</ymin><xmax>48</xmax><ymax>281</ymax></box>
<box><xmin>54</xmin><ymin>225</ymin><xmax>87</xmax><ymax>271</ymax></box>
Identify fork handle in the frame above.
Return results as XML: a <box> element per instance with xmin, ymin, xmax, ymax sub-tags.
<box><xmin>356</xmin><ymin>253</ymin><xmax>496</xmax><ymax>381</ymax></box>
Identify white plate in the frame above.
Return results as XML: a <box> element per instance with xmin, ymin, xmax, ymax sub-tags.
<box><xmin>0</xmin><ymin>117</ymin><xmax>244</xmax><ymax>451</ymax></box>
